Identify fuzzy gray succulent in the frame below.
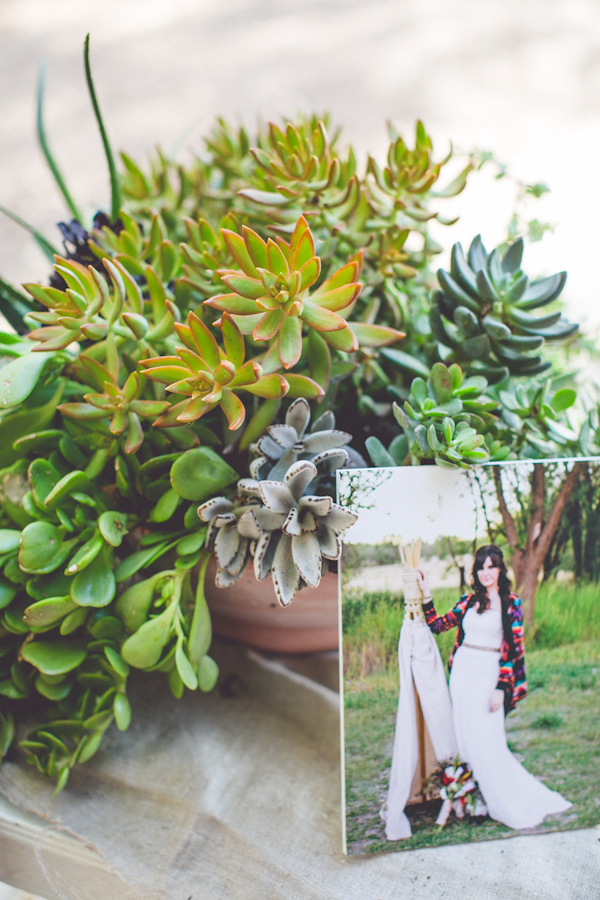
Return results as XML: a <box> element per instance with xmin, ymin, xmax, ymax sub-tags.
<box><xmin>250</xmin><ymin>397</ymin><xmax>364</xmax><ymax>481</ymax></box>
<box><xmin>198</xmin><ymin>439</ymin><xmax>357</xmax><ymax>605</ymax></box>
<box><xmin>198</xmin><ymin>478</ymin><xmax>258</xmax><ymax>587</ymax></box>
<box><xmin>239</xmin><ymin>460</ymin><xmax>357</xmax><ymax>605</ymax></box>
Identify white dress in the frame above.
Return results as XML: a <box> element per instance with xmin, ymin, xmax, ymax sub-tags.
<box><xmin>449</xmin><ymin>607</ymin><xmax>571</xmax><ymax>829</ymax></box>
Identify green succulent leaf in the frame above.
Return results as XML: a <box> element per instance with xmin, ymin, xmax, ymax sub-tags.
<box><xmin>65</xmin><ymin>532</ymin><xmax>104</xmax><ymax>576</ymax></box>
<box><xmin>70</xmin><ymin>550</ymin><xmax>116</xmax><ymax>608</ymax></box>
<box><xmin>24</xmin><ymin>596</ymin><xmax>77</xmax><ymax>628</ymax></box>
<box><xmin>121</xmin><ymin>602</ymin><xmax>177</xmax><ymax>669</ymax></box>
<box><xmin>170</xmin><ymin>447</ymin><xmax>238</xmax><ymax>502</ymax></box>
<box><xmin>35</xmin><ymin>676</ymin><xmax>73</xmax><ymax>701</ymax></box>
<box><xmin>188</xmin><ymin>554</ymin><xmax>212</xmax><ymax>664</ymax></box>
<box><xmin>175</xmin><ymin>642</ymin><xmax>198</xmax><ymax>690</ymax></box>
<box><xmin>98</xmin><ymin>511</ymin><xmax>128</xmax><ymax>547</ymax></box>
<box><xmin>44</xmin><ymin>471</ymin><xmax>90</xmax><ymax>509</ymax></box>
<box><xmin>198</xmin><ymin>654</ymin><xmax>219</xmax><ymax>692</ymax></box>
<box><xmin>0</xmin><ymin>352</ymin><xmax>57</xmax><ymax>409</ymax></box>
<box><xmin>365</xmin><ymin>436</ymin><xmax>395</xmax><ymax>467</ymax></box>
<box><xmin>550</xmin><ymin>388</ymin><xmax>576</xmax><ymax>412</ymax></box>
<box><xmin>0</xmin><ymin>530</ymin><xmax>21</xmax><ymax>554</ymax></box>
<box><xmin>0</xmin><ymin>712</ymin><xmax>15</xmax><ymax>759</ymax></box>
<box><xmin>115</xmin><ymin>572</ymin><xmax>165</xmax><ymax>632</ymax></box>
<box><xmin>113</xmin><ymin>694</ymin><xmax>132</xmax><ymax>731</ymax></box>
<box><xmin>19</xmin><ymin>522</ymin><xmax>76</xmax><ymax>575</ymax></box>
<box><xmin>21</xmin><ymin>639</ymin><xmax>87</xmax><ymax>675</ymax></box>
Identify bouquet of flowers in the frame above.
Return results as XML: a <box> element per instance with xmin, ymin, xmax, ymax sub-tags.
<box><xmin>429</xmin><ymin>757</ymin><xmax>487</xmax><ymax>826</ymax></box>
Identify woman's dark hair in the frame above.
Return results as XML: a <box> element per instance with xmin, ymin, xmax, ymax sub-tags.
<box><xmin>471</xmin><ymin>544</ymin><xmax>512</xmax><ymax>612</ymax></box>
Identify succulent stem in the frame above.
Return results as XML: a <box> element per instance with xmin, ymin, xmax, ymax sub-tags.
<box><xmin>0</xmin><ymin>203</ymin><xmax>57</xmax><ymax>262</ymax></box>
<box><xmin>36</xmin><ymin>62</ymin><xmax>84</xmax><ymax>223</ymax></box>
<box><xmin>83</xmin><ymin>34</ymin><xmax>122</xmax><ymax>223</ymax></box>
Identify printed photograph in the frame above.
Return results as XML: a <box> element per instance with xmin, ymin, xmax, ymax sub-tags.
<box><xmin>338</xmin><ymin>459</ymin><xmax>600</xmax><ymax>854</ymax></box>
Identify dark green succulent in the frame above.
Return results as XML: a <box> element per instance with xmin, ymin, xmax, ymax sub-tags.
<box><xmin>432</xmin><ymin>235</ymin><xmax>577</xmax><ymax>382</ymax></box>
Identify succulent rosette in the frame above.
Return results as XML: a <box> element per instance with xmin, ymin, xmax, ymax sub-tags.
<box><xmin>197</xmin><ymin>495</ymin><xmax>257</xmax><ymax>587</ymax></box>
<box><xmin>203</xmin><ymin>215</ymin><xmax>404</xmax><ymax>369</ymax></box>
<box><xmin>140</xmin><ymin>311</ymin><xmax>289</xmax><ymax>429</ymax></box>
<box><xmin>251</xmin><ymin>397</ymin><xmax>363</xmax><ymax>481</ymax></box>
<box><xmin>198</xmin><ymin>398</ymin><xmax>359</xmax><ymax>605</ymax></box>
<box><xmin>238</xmin><ymin>459</ymin><xmax>357</xmax><ymax>605</ymax></box>
<box><xmin>198</xmin><ymin>456</ymin><xmax>358</xmax><ymax>606</ymax></box>
<box><xmin>433</xmin><ymin>235</ymin><xmax>577</xmax><ymax>382</ymax></box>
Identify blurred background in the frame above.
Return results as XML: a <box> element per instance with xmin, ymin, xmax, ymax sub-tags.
<box><xmin>1</xmin><ymin>0</ymin><xmax>599</xmax><ymax>330</ymax></box>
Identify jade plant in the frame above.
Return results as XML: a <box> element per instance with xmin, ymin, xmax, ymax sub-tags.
<box><xmin>0</xmin><ymin>37</ymin><xmax>595</xmax><ymax>790</ymax></box>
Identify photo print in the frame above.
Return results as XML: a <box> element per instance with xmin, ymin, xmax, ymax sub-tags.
<box><xmin>337</xmin><ymin>458</ymin><xmax>600</xmax><ymax>855</ymax></box>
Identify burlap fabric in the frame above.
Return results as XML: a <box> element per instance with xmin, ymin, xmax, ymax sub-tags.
<box><xmin>0</xmin><ymin>641</ymin><xmax>598</xmax><ymax>899</ymax></box>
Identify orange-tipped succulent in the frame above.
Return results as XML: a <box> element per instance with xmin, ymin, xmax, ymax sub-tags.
<box><xmin>204</xmin><ymin>216</ymin><xmax>363</xmax><ymax>369</ymax></box>
<box><xmin>58</xmin><ymin>352</ymin><xmax>170</xmax><ymax>454</ymax></box>
<box><xmin>140</xmin><ymin>311</ymin><xmax>289</xmax><ymax>429</ymax></box>
<box><xmin>24</xmin><ymin>256</ymin><xmax>109</xmax><ymax>349</ymax></box>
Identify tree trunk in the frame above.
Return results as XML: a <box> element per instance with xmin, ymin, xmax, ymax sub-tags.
<box><xmin>492</xmin><ymin>462</ymin><xmax>585</xmax><ymax>627</ymax></box>
<box><xmin>570</xmin><ymin>499</ymin><xmax>583</xmax><ymax>580</ymax></box>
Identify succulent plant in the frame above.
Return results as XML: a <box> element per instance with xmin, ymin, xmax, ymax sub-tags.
<box><xmin>140</xmin><ymin>311</ymin><xmax>289</xmax><ymax>429</ymax></box>
<box><xmin>0</xmin><ymin>34</ymin><xmax>595</xmax><ymax>797</ymax></box>
<box><xmin>197</xmin><ymin>493</ymin><xmax>258</xmax><ymax>586</ymax></box>
<box><xmin>179</xmin><ymin>213</ymin><xmax>244</xmax><ymax>300</ymax></box>
<box><xmin>251</xmin><ymin>397</ymin><xmax>363</xmax><ymax>481</ymax></box>
<box><xmin>238</xmin><ymin>460</ymin><xmax>357</xmax><ymax>605</ymax></box>
<box><xmin>59</xmin><ymin>352</ymin><xmax>169</xmax><ymax>454</ymax></box>
<box><xmin>238</xmin><ymin>118</ymin><xmax>359</xmax><ymax>231</ymax></box>
<box><xmin>366</xmin><ymin>363</ymin><xmax>500</xmax><ymax>468</ymax></box>
<box><xmin>25</xmin><ymin>256</ymin><xmax>110</xmax><ymax>349</ymax></box>
<box><xmin>496</xmin><ymin>379</ymin><xmax>578</xmax><ymax>458</ymax></box>
<box><xmin>366</xmin><ymin>121</ymin><xmax>471</xmax><ymax>230</ymax></box>
<box><xmin>0</xmin><ymin>327</ymin><xmax>241</xmax><ymax>789</ymax></box>
<box><xmin>432</xmin><ymin>235</ymin><xmax>577</xmax><ymax>382</ymax></box>
<box><xmin>203</xmin><ymin>215</ymin><xmax>364</xmax><ymax>366</ymax></box>
<box><xmin>198</xmin><ymin>398</ymin><xmax>357</xmax><ymax>601</ymax></box>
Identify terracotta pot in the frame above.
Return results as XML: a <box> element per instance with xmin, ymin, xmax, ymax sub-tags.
<box><xmin>204</xmin><ymin>557</ymin><xmax>339</xmax><ymax>653</ymax></box>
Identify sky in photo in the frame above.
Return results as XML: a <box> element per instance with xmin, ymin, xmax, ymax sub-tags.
<box><xmin>339</xmin><ymin>465</ymin><xmax>482</xmax><ymax>545</ymax></box>
<box><xmin>337</xmin><ymin>460</ymin><xmax>574</xmax><ymax>546</ymax></box>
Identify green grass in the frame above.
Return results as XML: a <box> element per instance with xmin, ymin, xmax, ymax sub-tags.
<box><xmin>342</xmin><ymin>578</ymin><xmax>600</xmax><ymax>854</ymax></box>
<box><xmin>342</xmin><ymin>580</ymin><xmax>600</xmax><ymax>679</ymax></box>
<box><xmin>529</xmin><ymin>580</ymin><xmax>600</xmax><ymax>649</ymax></box>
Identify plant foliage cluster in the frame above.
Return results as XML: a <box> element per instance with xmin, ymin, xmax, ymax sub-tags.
<box><xmin>0</xmin><ymin>38</ymin><xmax>596</xmax><ymax>789</ymax></box>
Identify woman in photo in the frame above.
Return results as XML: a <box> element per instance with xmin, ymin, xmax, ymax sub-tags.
<box><xmin>417</xmin><ymin>544</ymin><xmax>571</xmax><ymax>830</ymax></box>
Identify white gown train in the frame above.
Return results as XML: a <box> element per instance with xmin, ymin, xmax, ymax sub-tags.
<box><xmin>450</xmin><ymin>608</ymin><xmax>571</xmax><ymax>829</ymax></box>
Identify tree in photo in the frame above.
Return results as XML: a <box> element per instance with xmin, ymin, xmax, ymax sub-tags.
<box><xmin>542</xmin><ymin>462</ymin><xmax>600</xmax><ymax>583</ymax></box>
<box><xmin>489</xmin><ymin>461</ymin><xmax>586</xmax><ymax>625</ymax></box>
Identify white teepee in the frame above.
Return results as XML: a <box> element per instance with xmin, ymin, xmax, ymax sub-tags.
<box><xmin>381</xmin><ymin>541</ymin><xmax>457</xmax><ymax>840</ymax></box>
